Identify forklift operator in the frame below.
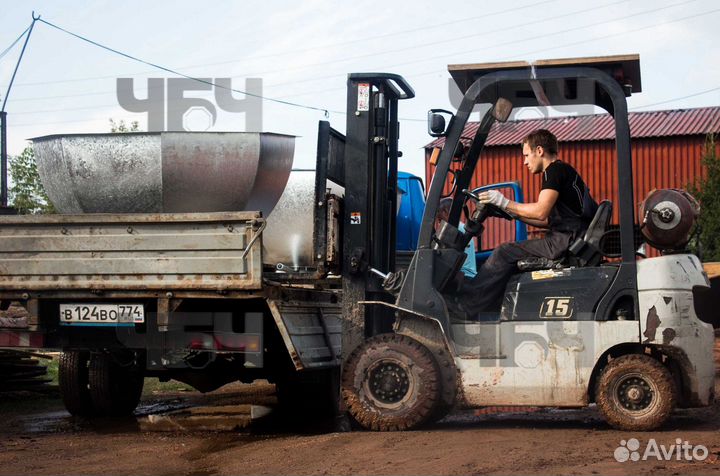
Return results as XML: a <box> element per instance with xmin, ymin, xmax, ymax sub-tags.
<box><xmin>460</xmin><ymin>129</ymin><xmax>597</xmax><ymax>316</ymax></box>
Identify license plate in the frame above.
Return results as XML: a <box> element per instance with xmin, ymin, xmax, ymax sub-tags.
<box><xmin>59</xmin><ymin>304</ymin><xmax>144</xmax><ymax>326</ymax></box>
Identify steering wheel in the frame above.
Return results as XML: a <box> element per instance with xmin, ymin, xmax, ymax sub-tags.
<box><xmin>462</xmin><ymin>189</ymin><xmax>514</xmax><ymax>221</ymax></box>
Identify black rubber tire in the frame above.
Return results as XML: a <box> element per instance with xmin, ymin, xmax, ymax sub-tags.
<box><xmin>596</xmin><ymin>354</ymin><xmax>676</xmax><ymax>431</ymax></box>
<box><xmin>429</xmin><ymin>347</ymin><xmax>458</xmax><ymax>423</ymax></box>
<box><xmin>58</xmin><ymin>351</ymin><xmax>95</xmax><ymax>417</ymax></box>
<box><xmin>88</xmin><ymin>353</ymin><xmax>144</xmax><ymax>417</ymax></box>
<box><xmin>342</xmin><ymin>333</ymin><xmax>440</xmax><ymax>431</ymax></box>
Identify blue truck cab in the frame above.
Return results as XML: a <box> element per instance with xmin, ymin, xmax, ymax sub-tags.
<box><xmin>396</xmin><ymin>171</ymin><xmax>426</xmax><ymax>252</ymax></box>
<box><xmin>395</xmin><ymin>173</ymin><xmax>527</xmax><ymax>268</ymax></box>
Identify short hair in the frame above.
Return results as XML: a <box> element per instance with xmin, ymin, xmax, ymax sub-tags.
<box><xmin>522</xmin><ymin>129</ymin><xmax>558</xmax><ymax>156</ymax></box>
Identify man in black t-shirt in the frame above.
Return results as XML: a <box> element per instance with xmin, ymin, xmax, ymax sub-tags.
<box><xmin>458</xmin><ymin>129</ymin><xmax>597</xmax><ymax>316</ymax></box>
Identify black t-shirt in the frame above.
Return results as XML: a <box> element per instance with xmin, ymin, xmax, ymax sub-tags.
<box><xmin>541</xmin><ymin>160</ymin><xmax>586</xmax><ymax>216</ymax></box>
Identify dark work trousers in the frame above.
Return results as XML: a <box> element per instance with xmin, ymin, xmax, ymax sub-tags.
<box><xmin>459</xmin><ymin>230</ymin><xmax>573</xmax><ymax>315</ymax></box>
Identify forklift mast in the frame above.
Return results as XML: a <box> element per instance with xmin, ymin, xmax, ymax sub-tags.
<box><xmin>340</xmin><ymin>73</ymin><xmax>415</xmax><ymax>358</ymax></box>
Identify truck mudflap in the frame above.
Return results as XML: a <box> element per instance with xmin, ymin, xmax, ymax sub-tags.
<box><xmin>0</xmin><ymin>212</ymin><xmax>264</xmax><ymax>292</ymax></box>
<box><xmin>0</xmin><ymin>329</ymin><xmax>44</xmax><ymax>348</ymax></box>
<box><xmin>266</xmin><ymin>288</ymin><xmax>341</xmax><ymax>371</ymax></box>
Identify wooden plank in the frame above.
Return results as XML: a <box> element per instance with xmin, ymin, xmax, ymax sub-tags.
<box><xmin>704</xmin><ymin>262</ymin><xmax>720</xmax><ymax>279</ymax></box>
<box><xmin>139</xmin><ymin>404</ymin><xmax>273</xmax><ymax>432</ymax></box>
<box><xmin>533</xmin><ymin>54</ymin><xmax>640</xmax><ymax>67</ymax></box>
<box><xmin>448</xmin><ymin>60</ymin><xmax>529</xmax><ymax>72</ymax></box>
<box><xmin>448</xmin><ymin>53</ymin><xmax>641</xmax><ymax>95</ymax></box>
<box><xmin>449</xmin><ymin>54</ymin><xmax>639</xmax><ymax>72</ymax></box>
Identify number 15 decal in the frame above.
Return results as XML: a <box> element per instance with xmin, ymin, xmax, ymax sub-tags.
<box><xmin>540</xmin><ymin>297</ymin><xmax>574</xmax><ymax>318</ymax></box>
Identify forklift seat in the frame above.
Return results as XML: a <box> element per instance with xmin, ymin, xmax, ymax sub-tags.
<box><xmin>568</xmin><ymin>200</ymin><xmax>613</xmax><ymax>267</ymax></box>
<box><xmin>515</xmin><ymin>200</ymin><xmax>613</xmax><ymax>271</ymax></box>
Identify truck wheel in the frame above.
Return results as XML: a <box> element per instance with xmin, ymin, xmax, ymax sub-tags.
<box><xmin>58</xmin><ymin>351</ymin><xmax>95</xmax><ymax>417</ymax></box>
<box><xmin>88</xmin><ymin>352</ymin><xmax>144</xmax><ymax>417</ymax></box>
<box><xmin>596</xmin><ymin>354</ymin><xmax>676</xmax><ymax>431</ymax></box>
<box><xmin>342</xmin><ymin>334</ymin><xmax>440</xmax><ymax>431</ymax></box>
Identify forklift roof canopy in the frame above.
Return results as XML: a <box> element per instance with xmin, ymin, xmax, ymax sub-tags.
<box><xmin>448</xmin><ymin>54</ymin><xmax>641</xmax><ymax>115</ymax></box>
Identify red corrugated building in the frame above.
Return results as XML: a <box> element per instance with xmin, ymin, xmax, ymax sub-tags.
<box><xmin>424</xmin><ymin>106</ymin><xmax>720</xmax><ymax>254</ymax></box>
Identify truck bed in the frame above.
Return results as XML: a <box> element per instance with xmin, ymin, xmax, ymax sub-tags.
<box><xmin>0</xmin><ymin>212</ymin><xmax>263</xmax><ymax>295</ymax></box>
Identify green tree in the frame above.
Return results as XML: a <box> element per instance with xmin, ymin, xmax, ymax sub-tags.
<box><xmin>9</xmin><ymin>145</ymin><xmax>55</xmax><ymax>214</ymax></box>
<box><xmin>689</xmin><ymin>134</ymin><xmax>720</xmax><ymax>260</ymax></box>
<box><xmin>109</xmin><ymin>119</ymin><xmax>140</xmax><ymax>132</ymax></box>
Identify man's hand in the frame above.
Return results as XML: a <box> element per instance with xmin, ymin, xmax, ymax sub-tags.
<box><xmin>478</xmin><ymin>190</ymin><xmax>510</xmax><ymax>210</ymax></box>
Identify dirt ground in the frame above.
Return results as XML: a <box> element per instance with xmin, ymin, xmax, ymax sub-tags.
<box><xmin>1</xmin><ymin>342</ymin><xmax>719</xmax><ymax>476</ymax></box>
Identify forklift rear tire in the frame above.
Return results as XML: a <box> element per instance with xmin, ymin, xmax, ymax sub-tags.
<box><xmin>595</xmin><ymin>354</ymin><xmax>676</xmax><ymax>431</ymax></box>
<box><xmin>342</xmin><ymin>333</ymin><xmax>440</xmax><ymax>431</ymax></box>
<box><xmin>88</xmin><ymin>352</ymin><xmax>145</xmax><ymax>417</ymax></box>
<box><xmin>58</xmin><ymin>350</ymin><xmax>95</xmax><ymax>417</ymax></box>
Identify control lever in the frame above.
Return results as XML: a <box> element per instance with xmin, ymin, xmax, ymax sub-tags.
<box><xmin>369</xmin><ymin>267</ymin><xmax>405</xmax><ymax>295</ymax></box>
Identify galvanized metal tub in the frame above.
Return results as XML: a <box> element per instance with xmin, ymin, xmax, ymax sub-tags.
<box><xmin>262</xmin><ymin>170</ymin><xmax>316</xmax><ymax>269</ymax></box>
<box><xmin>32</xmin><ymin>132</ymin><xmax>295</xmax><ymax>217</ymax></box>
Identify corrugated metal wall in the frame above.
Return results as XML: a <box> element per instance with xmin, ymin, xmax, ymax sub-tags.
<box><xmin>425</xmin><ymin>135</ymin><xmax>718</xmax><ymax>254</ymax></box>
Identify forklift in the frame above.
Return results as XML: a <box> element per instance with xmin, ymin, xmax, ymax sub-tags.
<box><xmin>340</xmin><ymin>55</ymin><xmax>716</xmax><ymax>431</ymax></box>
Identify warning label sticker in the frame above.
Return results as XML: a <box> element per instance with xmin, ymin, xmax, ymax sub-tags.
<box><xmin>357</xmin><ymin>83</ymin><xmax>370</xmax><ymax>112</ymax></box>
<box><xmin>531</xmin><ymin>269</ymin><xmax>569</xmax><ymax>280</ymax></box>
<box><xmin>350</xmin><ymin>212</ymin><xmax>362</xmax><ymax>224</ymax></box>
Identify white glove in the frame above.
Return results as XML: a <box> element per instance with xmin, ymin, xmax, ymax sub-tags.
<box><xmin>478</xmin><ymin>190</ymin><xmax>510</xmax><ymax>210</ymax></box>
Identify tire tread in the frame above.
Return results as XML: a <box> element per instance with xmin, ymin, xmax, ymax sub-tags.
<box><xmin>596</xmin><ymin>353</ymin><xmax>676</xmax><ymax>431</ymax></box>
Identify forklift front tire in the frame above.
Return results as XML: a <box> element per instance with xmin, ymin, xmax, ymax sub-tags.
<box><xmin>342</xmin><ymin>333</ymin><xmax>440</xmax><ymax>431</ymax></box>
<box><xmin>595</xmin><ymin>354</ymin><xmax>676</xmax><ymax>431</ymax></box>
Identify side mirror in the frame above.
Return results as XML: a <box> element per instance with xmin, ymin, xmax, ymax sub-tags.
<box><xmin>429</xmin><ymin>114</ymin><xmax>445</xmax><ymax>135</ymax></box>
<box><xmin>427</xmin><ymin>109</ymin><xmax>454</xmax><ymax>137</ymax></box>
<box><xmin>492</xmin><ymin>98</ymin><xmax>513</xmax><ymax>123</ymax></box>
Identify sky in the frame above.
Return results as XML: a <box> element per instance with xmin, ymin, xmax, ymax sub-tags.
<box><xmin>1</xmin><ymin>0</ymin><xmax>719</xmax><ymax>182</ymax></box>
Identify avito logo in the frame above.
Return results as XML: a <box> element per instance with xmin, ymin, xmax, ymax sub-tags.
<box><xmin>614</xmin><ymin>438</ymin><xmax>708</xmax><ymax>462</ymax></box>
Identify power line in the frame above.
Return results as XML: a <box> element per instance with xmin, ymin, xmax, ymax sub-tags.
<box><xmin>264</xmin><ymin>0</ymin><xmax>716</xmax><ymax>100</ymax></box>
<box><xmin>3</xmin><ymin>0</ymin><xmax>692</xmax><ymax>110</ymax></box>
<box><xmin>11</xmin><ymin>116</ymin><xmax>118</xmax><ymax>128</ymax></box>
<box><xmin>3</xmin><ymin>0</ymin><xmax>562</xmax><ymax>88</ymax></box>
<box><xmin>630</xmin><ymin>87</ymin><xmax>720</xmax><ymax>110</ymax></box>
<box><xmin>36</xmin><ymin>18</ymin><xmax>336</xmax><ymax>116</ymax></box>
<box><xmin>2</xmin><ymin>16</ymin><xmax>39</xmax><ymax>113</ymax></box>
<box><xmin>2</xmin><ymin>0</ymin><xmax>635</xmax><ymax>92</ymax></box>
<box><xmin>3</xmin><ymin>86</ymin><xmax>157</xmax><ymax>103</ymax></box>
<box><xmin>9</xmin><ymin>3</ymin><xmax>720</xmax><ymax>124</ymax></box>
<box><xmin>488</xmin><ymin>6</ymin><xmax>720</xmax><ymax>69</ymax></box>
<box><xmin>257</xmin><ymin>0</ymin><xmax>633</xmax><ymax>89</ymax></box>
<box><xmin>0</xmin><ymin>25</ymin><xmax>31</xmax><ymax>62</ymax></box>
<box><xmin>11</xmin><ymin>102</ymin><xmax>132</xmax><ymax>115</ymax></box>
<box><xmin>230</xmin><ymin>0</ymin><xmax>563</xmax><ymax>61</ymax></box>
<box><xmin>265</xmin><ymin>0</ymin><xmax>703</xmax><ymax>91</ymax></box>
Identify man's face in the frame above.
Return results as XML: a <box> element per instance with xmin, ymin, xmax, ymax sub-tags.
<box><xmin>522</xmin><ymin>142</ymin><xmax>544</xmax><ymax>174</ymax></box>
